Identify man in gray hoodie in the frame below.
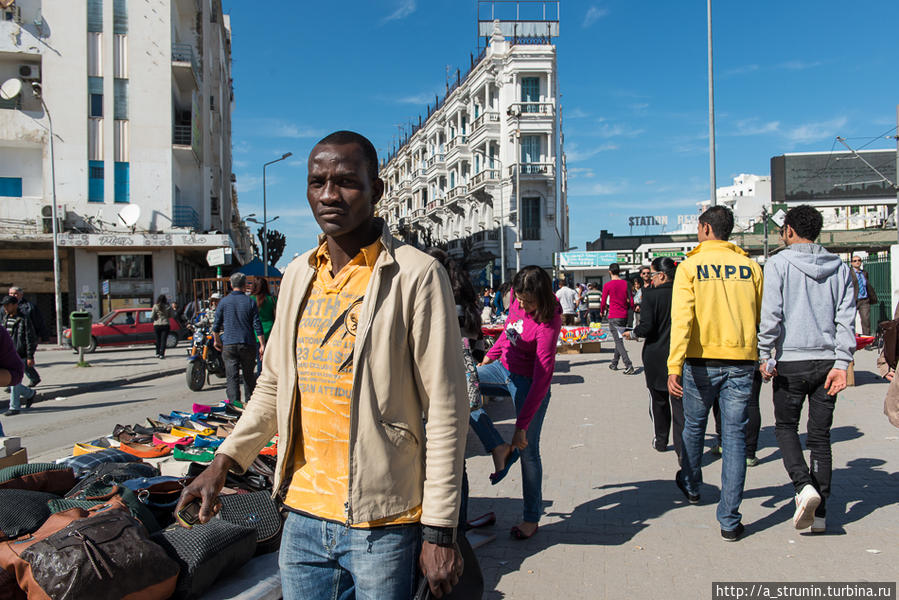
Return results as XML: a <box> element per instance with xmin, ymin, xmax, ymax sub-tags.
<box><xmin>758</xmin><ymin>205</ymin><xmax>856</xmax><ymax>534</ymax></box>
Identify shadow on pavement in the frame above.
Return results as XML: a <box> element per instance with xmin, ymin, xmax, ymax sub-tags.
<box><xmin>753</xmin><ymin>425</ymin><xmax>863</xmax><ymax>466</ymax></box>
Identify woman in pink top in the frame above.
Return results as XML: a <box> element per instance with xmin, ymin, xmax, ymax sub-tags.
<box><xmin>469</xmin><ymin>266</ymin><xmax>562</xmax><ymax>540</ymax></box>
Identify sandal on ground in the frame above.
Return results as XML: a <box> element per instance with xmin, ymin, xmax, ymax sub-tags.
<box><xmin>489</xmin><ymin>448</ymin><xmax>520</xmax><ymax>485</ymax></box>
<box><xmin>510</xmin><ymin>524</ymin><xmax>538</xmax><ymax>540</ymax></box>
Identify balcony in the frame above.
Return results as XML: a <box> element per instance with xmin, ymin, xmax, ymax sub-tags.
<box><xmin>446</xmin><ymin>135</ymin><xmax>468</xmax><ymax>156</ymax></box>
<box><xmin>426</xmin><ymin>154</ymin><xmax>445</xmax><ymax>172</ymax></box>
<box><xmin>512</xmin><ymin>163</ymin><xmax>555</xmax><ymax>178</ymax></box>
<box><xmin>470</xmin><ymin>169</ymin><xmax>500</xmax><ymax>190</ymax></box>
<box><xmin>447</xmin><ymin>185</ymin><xmax>468</xmax><ymax>201</ymax></box>
<box><xmin>508</xmin><ymin>103</ymin><xmax>554</xmax><ymax>120</ymax></box>
<box><xmin>173</xmin><ymin>124</ymin><xmax>192</xmax><ymax>146</ymax></box>
<box><xmin>426</xmin><ymin>198</ymin><xmax>445</xmax><ymax>222</ymax></box>
<box><xmin>413</xmin><ymin>168</ymin><xmax>427</xmax><ymax>184</ymax></box>
<box><xmin>410</xmin><ymin>208</ymin><xmax>425</xmax><ymax>220</ymax></box>
<box><xmin>398</xmin><ymin>180</ymin><xmax>411</xmax><ymax>192</ymax></box>
<box><xmin>173</xmin><ymin>204</ymin><xmax>200</xmax><ymax>230</ymax></box>
<box><xmin>172</xmin><ymin>43</ymin><xmax>201</xmax><ymax>90</ymax></box>
<box><xmin>472</xmin><ymin>111</ymin><xmax>500</xmax><ymax>132</ymax></box>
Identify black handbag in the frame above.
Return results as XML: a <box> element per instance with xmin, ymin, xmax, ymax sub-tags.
<box><xmin>216</xmin><ymin>491</ymin><xmax>283</xmax><ymax>555</ymax></box>
<box><xmin>65</xmin><ymin>462</ymin><xmax>159</xmax><ymax>500</ymax></box>
<box><xmin>0</xmin><ymin>490</ymin><xmax>58</xmax><ymax>540</ymax></box>
<box><xmin>49</xmin><ymin>486</ymin><xmax>161</xmax><ymax>534</ymax></box>
<box><xmin>413</xmin><ymin>535</ymin><xmax>484</xmax><ymax>600</ymax></box>
<box><xmin>151</xmin><ymin>519</ymin><xmax>257</xmax><ymax>599</ymax></box>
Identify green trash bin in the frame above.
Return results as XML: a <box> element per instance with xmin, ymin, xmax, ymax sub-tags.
<box><xmin>69</xmin><ymin>311</ymin><xmax>93</xmax><ymax>349</ymax></box>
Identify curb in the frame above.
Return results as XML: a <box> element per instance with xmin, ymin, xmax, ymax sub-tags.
<box><xmin>6</xmin><ymin>367</ymin><xmax>186</xmax><ymax>405</ymax></box>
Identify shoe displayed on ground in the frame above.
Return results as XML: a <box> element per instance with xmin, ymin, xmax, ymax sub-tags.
<box><xmin>27</xmin><ymin>378</ymin><xmax>40</xmax><ymax>388</ymax></box>
<box><xmin>3</xmin><ymin>409</ymin><xmax>19</xmax><ymax>416</ymax></box>
<box><xmin>721</xmin><ymin>523</ymin><xmax>745</xmax><ymax>542</ymax></box>
<box><xmin>675</xmin><ymin>470</ymin><xmax>700</xmax><ymax>504</ymax></box>
<box><xmin>793</xmin><ymin>484</ymin><xmax>821</xmax><ymax>530</ymax></box>
<box><xmin>746</xmin><ymin>455</ymin><xmax>759</xmax><ymax>467</ymax></box>
<box><xmin>608</xmin><ymin>363</ymin><xmax>618</xmax><ymax>371</ymax></box>
<box><xmin>652</xmin><ymin>437</ymin><xmax>667</xmax><ymax>452</ymax></box>
<box><xmin>811</xmin><ymin>515</ymin><xmax>826</xmax><ymax>533</ymax></box>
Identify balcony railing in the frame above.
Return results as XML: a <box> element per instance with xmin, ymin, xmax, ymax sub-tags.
<box><xmin>508</xmin><ymin>103</ymin><xmax>554</xmax><ymax>117</ymax></box>
<box><xmin>472</xmin><ymin>112</ymin><xmax>500</xmax><ymax>131</ymax></box>
<box><xmin>410</xmin><ymin>208</ymin><xmax>425</xmax><ymax>219</ymax></box>
<box><xmin>173</xmin><ymin>204</ymin><xmax>200</xmax><ymax>230</ymax></box>
<box><xmin>446</xmin><ymin>136</ymin><xmax>468</xmax><ymax>152</ymax></box>
<box><xmin>399</xmin><ymin>180</ymin><xmax>411</xmax><ymax>191</ymax></box>
<box><xmin>173</xmin><ymin>125</ymin><xmax>192</xmax><ymax>146</ymax></box>
<box><xmin>512</xmin><ymin>163</ymin><xmax>555</xmax><ymax>177</ymax></box>
<box><xmin>172</xmin><ymin>43</ymin><xmax>200</xmax><ymax>84</ymax></box>
<box><xmin>426</xmin><ymin>154</ymin><xmax>446</xmax><ymax>170</ymax></box>
<box><xmin>470</xmin><ymin>169</ymin><xmax>500</xmax><ymax>188</ymax></box>
<box><xmin>447</xmin><ymin>185</ymin><xmax>468</xmax><ymax>201</ymax></box>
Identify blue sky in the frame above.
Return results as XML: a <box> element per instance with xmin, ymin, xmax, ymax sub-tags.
<box><xmin>222</xmin><ymin>0</ymin><xmax>899</xmax><ymax>265</ymax></box>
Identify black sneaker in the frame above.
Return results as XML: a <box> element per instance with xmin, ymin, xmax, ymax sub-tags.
<box><xmin>24</xmin><ymin>393</ymin><xmax>36</xmax><ymax>409</ymax></box>
<box><xmin>608</xmin><ymin>363</ymin><xmax>618</xmax><ymax>371</ymax></box>
<box><xmin>623</xmin><ymin>366</ymin><xmax>637</xmax><ymax>375</ymax></box>
<box><xmin>675</xmin><ymin>470</ymin><xmax>700</xmax><ymax>504</ymax></box>
<box><xmin>652</xmin><ymin>437</ymin><xmax>667</xmax><ymax>452</ymax></box>
<box><xmin>721</xmin><ymin>523</ymin><xmax>745</xmax><ymax>542</ymax></box>
<box><xmin>3</xmin><ymin>409</ymin><xmax>19</xmax><ymax>416</ymax></box>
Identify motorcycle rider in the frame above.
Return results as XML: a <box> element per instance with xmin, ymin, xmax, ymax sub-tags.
<box><xmin>198</xmin><ymin>293</ymin><xmax>222</xmax><ymax>329</ymax></box>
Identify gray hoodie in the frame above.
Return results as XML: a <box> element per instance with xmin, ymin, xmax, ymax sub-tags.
<box><xmin>758</xmin><ymin>243</ymin><xmax>856</xmax><ymax>369</ymax></box>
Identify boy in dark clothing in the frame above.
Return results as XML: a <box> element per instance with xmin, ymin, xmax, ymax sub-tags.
<box><xmin>2</xmin><ymin>295</ymin><xmax>37</xmax><ymax>416</ymax></box>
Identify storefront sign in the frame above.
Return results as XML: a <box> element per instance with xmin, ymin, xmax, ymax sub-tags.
<box><xmin>628</xmin><ymin>215</ymin><xmax>668</xmax><ymax>227</ymax></box>
<box><xmin>58</xmin><ymin>233</ymin><xmax>231</xmax><ymax>248</ymax></box>
<box><xmin>650</xmin><ymin>250</ymin><xmax>685</xmax><ymax>259</ymax></box>
<box><xmin>557</xmin><ymin>251</ymin><xmax>618</xmax><ymax>268</ymax></box>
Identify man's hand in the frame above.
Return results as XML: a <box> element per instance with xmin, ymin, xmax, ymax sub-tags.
<box><xmin>667</xmin><ymin>374</ymin><xmax>683</xmax><ymax>398</ymax></box>
<box><xmin>622</xmin><ymin>331</ymin><xmax>632</xmax><ymax>340</ymax></box>
<box><xmin>886</xmin><ymin>370</ymin><xmax>895</xmax><ymax>382</ymax></box>
<box><xmin>824</xmin><ymin>368</ymin><xmax>847</xmax><ymax>396</ymax></box>
<box><xmin>511</xmin><ymin>427</ymin><xmax>528</xmax><ymax>450</ymax></box>
<box><xmin>26</xmin><ymin>358</ymin><xmax>34</xmax><ymax>367</ymax></box>
<box><xmin>213</xmin><ymin>333</ymin><xmax>223</xmax><ymax>352</ymax></box>
<box><xmin>258</xmin><ymin>343</ymin><xmax>265</xmax><ymax>360</ymax></box>
<box><xmin>419</xmin><ymin>542</ymin><xmax>463</xmax><ymax>598</ymax></box>
<box><xmin>759</xmin><ymin>362</ymin><xmax>776</xmax><ymax>382</ymax></box>
<box><xmin>478</xmin><ymin>357</ymin><xmax>495</xmax><ymax>367</ymax></box>
<box><xmin>174</xmin><ymin>454</ymin><xmax>233</xmax><ymax>526</ymax></box>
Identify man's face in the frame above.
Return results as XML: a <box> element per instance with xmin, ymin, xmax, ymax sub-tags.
<box><xmin>9</xmin><ymin>288</ymin><xmax>22</xmax><ymax>301</ymax></box>
<box><xmin>3</xmin><ymin>302</ymin><xmax>15</xmax><ymax>316</ymax></box>
<box><xmin>852</xmin><ymin>257</ymin><xmax>862</xmax><ymax>270</ymax></box>
<box><xmin>307</xmin><ymin>143</ymin><xmax>383</xmax><ymax>239</ymax></box>
<box><xmin>640</xmin><ymin>268</ymin><xmax>651</xmax><ymax>283</ymax></box>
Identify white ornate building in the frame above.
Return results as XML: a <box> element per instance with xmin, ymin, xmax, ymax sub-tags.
<box><xmin>377</xmin><ymin>22</ymin><xmax>568</xmax><ymax>284</ymax></box>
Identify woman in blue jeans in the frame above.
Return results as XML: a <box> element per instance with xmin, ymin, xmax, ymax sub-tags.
<box><xmin>469</xmin><ymin>266</ymin><xmax>562</xmax><ymax>540</ymax></box>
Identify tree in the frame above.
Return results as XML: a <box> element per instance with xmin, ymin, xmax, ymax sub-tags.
<box><xmin>257</xmin><ymin>227</ymin><xmax>286</xmax><ymax>268</ymax></box>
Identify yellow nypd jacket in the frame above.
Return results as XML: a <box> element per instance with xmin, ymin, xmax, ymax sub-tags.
<box><xmin>667</xmin><ymin>240</ymin><xmax>764</xmax><ymax>376</ymax></box>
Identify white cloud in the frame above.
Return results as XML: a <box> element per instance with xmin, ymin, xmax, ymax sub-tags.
<box><xmin>778</xmin><ymin>60</ymin><xmax>822</xmax><ymax>71</ymax></box>
<box><xmin>583</xmin><ymin>6</ymin><xmax>609</xmax><ymax>28</ymax></box>
<box><xmin>568</xmin><ymin>167</ymin><xmax>595</xmax><ymax>179</ymax></box>
<box><xmin>236</xmin><ymin>174</ymin><xmax>262</xmax><ymax>193</ymax></box>
<box><xmin>733</xmin><ymin>118</ymin><xmax>780</xmax><ymax>136</ymax></box>
<box><xmin>593</xmin><ymin>119</ymin><xmax>645</xmax><ymax>138</ymax></box>
<box><xmin>382</xmin><ymin>0</ymin><xmax>416</xmax><ymax>24</ymax></box>
<box><xmin>786</xmin><ymin>117</ymin><xmax>848</xmax><ymax>143</ymax></box>
<box><xmin>565</xmin><ymin>142</ymin><xmax>618</xmax><ymax>162</ymax></box>
<box><xmin>397</xmin><ymin>92</ymin><xmax>433</xmax><ymax>105</ymax></box>
<box><xmin>724</xmin><ymin>64</ymin><xmax>760</xmax><ymax>77</ymax></box>
<box><xmin>569</xmin><ymin>180</ymin><xmax>627</xmax><ymax>197</ymax></box>
<box><xmin>566</xmin><ymin>107</ymin><xmax>590</xmax><ymax>119</ymax></box>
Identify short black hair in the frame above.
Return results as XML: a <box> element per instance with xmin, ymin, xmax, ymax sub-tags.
<box><xmin>699</xmin><ymin>206</ymin><xmax>734</xmax><ymax>240</ymax></box>
<box><xmin>315</xmin><ymin>130</ymin><xmax>379</xmax><ymax>181</ymax></box>
<box><xmin>651</xmin><ymin>256</ymin><xmax>677</xmax><ymax>281</ymax></box>
<box><xmin>783</xmin><ymin>204</ymin><xmax>823</xmax><ymax>241</ymax></box>
<box><xmin>608</xmin><ymin>263</ymin><xmax>620</xmax><ymax>276</ymax></box>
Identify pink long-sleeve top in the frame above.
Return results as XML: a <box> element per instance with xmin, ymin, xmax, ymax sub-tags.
<box><xmin>599</xmin><ymin>278</ymin><xmax>633</xmax><ymax>320</ymax></box>
<box><xmin>485</xmin><ymin>296</ymin><xmax>562</xmax><ymax>430</ymax></box>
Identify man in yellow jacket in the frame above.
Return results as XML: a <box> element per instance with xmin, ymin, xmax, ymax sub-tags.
<box><xmin>667</xmin><ymin>206</ymin><xmax>763</xmax><ymax>542</ymax></box>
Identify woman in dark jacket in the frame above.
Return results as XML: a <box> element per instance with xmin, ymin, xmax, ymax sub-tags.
<box><xmin>627</xmin><ymin>256</ymin><xmax>682</xmax><ymax>462</ymax></box>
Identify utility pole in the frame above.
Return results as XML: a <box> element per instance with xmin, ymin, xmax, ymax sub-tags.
<box><xmin>762</xmin><ymin>206</ymin><xmax>769</xmax><ymax>258</ymax></box>
<box><xmin>707</xmin><ymin>0</ymin><xmax>717</xmax><ymax>207</ymax></box>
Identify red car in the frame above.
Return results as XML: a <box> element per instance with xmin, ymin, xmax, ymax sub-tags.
<box><xmin>63</xmin><ymin>308</ymin><xmax>184</xmax><ymax>353</ymax></box>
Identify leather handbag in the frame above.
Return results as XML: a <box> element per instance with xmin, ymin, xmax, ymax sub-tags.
<box><xmin>120</xmin><ymin>476</ymin><xmax>195</xmax><ymax>525</ymax></box>
<box><xmin>65</xmin><ymin>462</ymin><xmax>159</xmax><ymax>500</ymax></box>
<box><xmin>217</xmin><ymin>491</ymin><xmax>283</xmax><ymax>555</ymax></box>
<box><xmin>52</xmin><ymin>485</ymin><xmax>162</xmax><ymax>534</ymax></box>
<box><xmin>0</xmin><ymin>490</ymin><xmax>58</xmax><ymax>541</ymax></box>
<box><xmin>0</xmin><ymin>464</ymin><xmax>76</xmax><ymax>495</ymax></box>
<box><xmin>0</xmin><ymin>499</ymin><xmax>179</xmax><ymax>600</ymax></box>
<box><xmin>151</xmin><ymin>519</ymin><xmax>256</xmax><ymax>599</ymax></box>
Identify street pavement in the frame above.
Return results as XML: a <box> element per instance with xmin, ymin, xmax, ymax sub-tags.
<box><xmin>4</xmin><ymin>339</ymin><xmax>897</xmax><ymax>598</ymax></box>
<box><xmin>465</xmin><ymin>343</ymin><xmax>899</xmax><ymax>599</ymax></box>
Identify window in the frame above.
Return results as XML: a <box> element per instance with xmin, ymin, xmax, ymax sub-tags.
<box><xmin>108</xmin><ymin>312</ymin><xmax>133</xmax><ymax>326</ymax></box>
<box><xmin>450</xmin><ymin>171</ymin><xmax>455</xmax><ymax>188</ymax></box>
<box><xmin>521</xmin><ymin>135</ymin><xmax>540</xmax><ymax>163</ymax></box>
<box><xmin>88</xmin><ymin>76</ymin><xmax>103</xmax><ymax>117</ymax></box>
<box><xmin>138</xmin><ymin>310</ymin><xmax>153</xmax><ymax>324</ymax></box>
<box><xmin>522</xmin><ymin>197</ymin><xmax>541</xmax><ymax>240</ymax></box>
<box><xmin>88</xmin><ymin>0</ymin><xmax>103</xmax><ymax>32</ymax></box>
<box><xmin>98</xmin><ymin>255</ymin><xmax>152</xmax><ymax>280</ymax></box>
<box><xmin>113</xmin><ymin>79</ymin><xmax>127</xmax><ymax>119</ymax></box>
<box><xmin>211</xmin><ymin>196</ymin><xmax>220</xmax><ymax>215</ymax></box>
<box><xmin>113</xmin><ymin>0</ymin><xmax>127</xmax><ymax>33</ymax></box>
<box><xmin>0</xmin><ymin>177</ymin><xmax>23</xmax><ymax>197</ymax></box>
<box><xmin>89</xmin><ymin>160</ymin><xmax>104</xmax><ymax>202</ymax></box>
<box><xmin>521</xmin><ymin>77</ymin><xmax>539</xmax><ymax>113</ymax></box>
<box><xmin>114</xmin><ymin>162</ymin><xmax>129</xmax><ymax>203</ymax></box>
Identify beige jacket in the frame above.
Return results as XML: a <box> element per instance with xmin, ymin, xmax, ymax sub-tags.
<box><xmin>216</xmin><ymin>221</ymin><xmax>469</xmax><ymax>528</ymax></box>
<box><xmin>876</xmin><ymin>354</ymin><xmax>899</xmax><ymax>428</ymax></box>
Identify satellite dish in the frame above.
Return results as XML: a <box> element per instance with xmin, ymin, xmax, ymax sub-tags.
<box><xmin>118</xmin><ymin>204</ymin><xmax>141</xmax><ymax>227</ymax></box>
<box><xmin>0</xmin><ymin>78</ymin><xmax>22</xmax><ymax>101</ymax></box>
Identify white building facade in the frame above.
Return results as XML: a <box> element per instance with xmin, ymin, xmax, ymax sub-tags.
<box><xmin>377</xmin><ymin>23</ymin><xmax>568</xmax><ymax>284</ymax></box>
<box><xmin>0</xmin><ymin>0</ymin><xmax>250</xmax><ymax>325</ymax></box>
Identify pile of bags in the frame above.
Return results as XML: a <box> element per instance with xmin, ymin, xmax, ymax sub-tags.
<box><xmin>0</xmin><ymin>400</ymin><xmax>282</xmax><ymax>600</ymax></box>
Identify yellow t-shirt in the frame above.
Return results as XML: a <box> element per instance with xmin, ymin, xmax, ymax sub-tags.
<box><xmin>284</xmin><ymin>239</ymin><xmax>421</xmax><ymax>527</ymax></box>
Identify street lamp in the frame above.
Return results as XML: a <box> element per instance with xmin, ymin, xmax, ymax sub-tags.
<box><xmin>262</xmin><ymin>152</ymin><xmax>292</xmax><ymax>277</ymax></box>
<box><xmin>1</xmin><ymin>78</ymin><xmax>63</xmax><ymax>347</ymax></box>
<box><xmin>471</xmin><ymin>149</ymin><xmax>505</xmax><ymax>284</ymax></box>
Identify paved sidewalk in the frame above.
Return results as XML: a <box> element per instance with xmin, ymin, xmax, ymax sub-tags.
<box><xmin>464</xmin><ymin>344</ymin><xmax>898</xmax><ymax>599</ymax></box>
<box><xmin>2</xmin><ymin>344</ymin><xmax>185</xmax><ymax>407</ymax></box>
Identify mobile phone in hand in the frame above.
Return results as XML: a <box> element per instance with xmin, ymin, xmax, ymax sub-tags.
<box><xmin>176</xmin><ymin>499</ymin><xmax>203</xmax><ymax>528</ymax></box>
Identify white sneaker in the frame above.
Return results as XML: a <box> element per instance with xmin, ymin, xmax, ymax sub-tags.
<box><xmin>793</xmin><ymin>485</ymin><xmax>821</xmax><ymax>530</ymax></box>
<box><xmin>811</xmin><ymin>515</ymin><xmax>826</xmax><ymax>533</ymax></box>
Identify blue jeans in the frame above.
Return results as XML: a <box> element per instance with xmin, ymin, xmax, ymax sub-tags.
<box><xmin>279</xmin><ymin>511</ymin><xmax>420</xmax><ymax>600</ymax></box>
<box><xmin>469</xmin><ymin>360</ymin><xmax>551</xmax><ymax>523</ymax></box>
<box><xmin>680</xmin><ymin>361</ymin><xmax>754</xmax><ymax>531</ymax></box>
<box><xmin>9</xmin><ymin>383</ymin><xmax>35</xmax><ymax>411</ymax></box>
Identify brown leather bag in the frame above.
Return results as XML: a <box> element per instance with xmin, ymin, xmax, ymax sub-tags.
<box><xmin>0</xmin><ymin>498</ymin><xmax>179</xmax><ymax>600</ymax></box>
<box><xmin>0</xmin><ymin>465</ymin><xmax>76</xmax><ymax>496</ymax></box>
<box><xmin>878</xmin><ymin>318</ymin><xmax>899</xmax><ymax>370</ymax></box>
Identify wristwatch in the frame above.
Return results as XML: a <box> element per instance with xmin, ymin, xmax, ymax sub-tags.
<box><xmin>421</xmin><ymin>525</ymin><xmax>457</xmax><ymax>547</ymax></box>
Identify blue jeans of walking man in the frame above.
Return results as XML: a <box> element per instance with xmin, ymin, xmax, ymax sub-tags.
<box><xmin>9</xmin><ymin>382</ymin><xmax>35</xmax><ymax>412</ymax></box>
<box><xmin>680</xmin><ymin>361</ymin><xmax>754</xmax><ymax>531</ymax></box>
<box><xmin>468</xmin><ymin>360</ymin><xmax>551</xmax><ymax>523</ymax></box>
<box><xmin>279</xmin><ymin>511</ymin><xmax>420</xmax><ymax>599</ymax></box>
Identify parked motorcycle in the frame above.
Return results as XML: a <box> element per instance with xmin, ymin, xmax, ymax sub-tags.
<box><xmin>185</xmin><ymin>321</ymin><xmax>226</xmax><ymax>391</ymax></box>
